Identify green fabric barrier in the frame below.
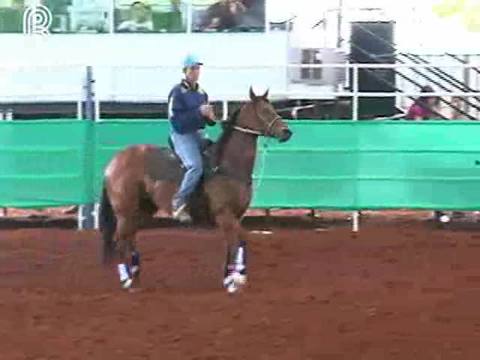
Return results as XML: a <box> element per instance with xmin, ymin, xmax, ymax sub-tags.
<box><xmin>355</xmin><ymin>121</ymin><xmax>480</xmax><ymax>210</ymax></box>
<box><xmin>0</xmin><ymin>120</ymin><xmax>93</xmax><ymax>207</ymax></box>
<box><xmin>3</xmin><ymin>119</ymin><xmax>480</xmax><ymax>211</ymax></box>
<box><xmin>253</xmin><ymin>121</ymin><xmax>480</xmax><ymax>210</ymax></box>
<box><xmin>252</xmin><ymin>121</ymin><xmax>358</xmax><ymax>208</ymax></box>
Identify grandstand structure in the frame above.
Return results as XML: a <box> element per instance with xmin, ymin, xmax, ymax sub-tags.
<box><xmin>0</xmin><ymin>1</ymin><xmax>477</xmax><ymax>120</ymax></box>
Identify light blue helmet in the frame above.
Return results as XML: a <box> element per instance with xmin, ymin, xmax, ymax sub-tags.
<box><xmin>182</xmin><ymin>53</ymin><xmax>203</xmax><ymax>68</ymax></box>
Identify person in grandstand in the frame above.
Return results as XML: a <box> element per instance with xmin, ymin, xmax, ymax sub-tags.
<box><xmin>406</xmin><ymin>85</ymin><xmax>440</xmax><ymax>120</ymax></box>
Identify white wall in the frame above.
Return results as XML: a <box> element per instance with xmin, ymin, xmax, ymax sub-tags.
<box><xmin>0</xmin><ymin>32</ymin><xmax>289</xmax><ymax>102</ymax></box>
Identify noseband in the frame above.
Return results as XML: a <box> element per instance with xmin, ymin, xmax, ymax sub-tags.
<box><xmin>232</xmin><ymin>107</ymin><xmax>282</xmax><ymax>137</ymax></box>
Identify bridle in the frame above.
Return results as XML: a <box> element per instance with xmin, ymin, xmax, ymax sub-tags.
<box><xmin>232</xmin><ymin>105</ymin><xmax>282</xmax><ymax>137</ymax></box>
<box><xmin>216</xmin><ymin>104</ymin><xmax>283</xmax><ymax>188</ymax></box>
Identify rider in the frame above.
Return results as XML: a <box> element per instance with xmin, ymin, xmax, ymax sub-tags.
<box><xmin>168</xmin><ymin>53</ymin><xmax>216</xmax><ymax>223</ymax></box>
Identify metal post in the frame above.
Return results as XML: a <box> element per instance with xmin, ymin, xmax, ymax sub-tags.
<box><xmin>93</xmin><ymin>202</ymin><xmax>100</xmax><ymax>230</ymax></box>
<box><xmin>77</xmin><ymin>99</ymin><xmax>82</xmax><ymax>120</ymax></box>
<box><xmin>464</xmin><ymin>55</ymin><xmax>471</xmax><ymax>118</ymax></box>
<box><xmin>352</xmin><ymin>65</ymin><xmax>359</xmax><ymax>121</ymax></box>
<box><xmin>336</xmin><ymin>0</ymin><xmax>343</xmax><ymax>48</ymax></box>
<box><xmin>352</xmin><ymin>210</ymin><xmax>359</xmax><ymax>233</ymax></box>
<box><xmin>352</xmin><ymin>64</ymin><xmax>360</xmax><ymax>232</ymax></box>
<box><xmin>222</xmin><ymin>100</ymin><xmax>228</xmax><ymax>121</ymax></box>
<box><xmin>95</xmin><ymin>98</ymin><xmax>100</xmax><ymax>121</ymax></box>
<box><xmin>186</xmin><ymin>1</ymin><xmax>192</xmax><ymax>33</ymax></box>
<box><xmin>78</xmin><ymin>66</ymin><xmax>96</xmax><ymax>231</ymax></box>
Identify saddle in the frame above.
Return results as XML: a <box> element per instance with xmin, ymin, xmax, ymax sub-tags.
<box><xmin>167</xmin><ymin>136</ymin><xmax>218</xmax><ymax>178</ymax></box>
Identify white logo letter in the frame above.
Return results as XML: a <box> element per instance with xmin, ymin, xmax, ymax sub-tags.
<box><xmin>23</xmin><ymin>5</ymin><xmax>52</xmax><ymax>36</ymax></box>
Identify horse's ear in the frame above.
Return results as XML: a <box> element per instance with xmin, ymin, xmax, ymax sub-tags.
<box><xmin>249</xmin><ymin>86</ymin><xmax>256</xmax><ymax>101</ymax></box>
<box><xmin>262</xmin><ymin>88</ymin><xmax>269</xmax><ymax>100</ymax></box>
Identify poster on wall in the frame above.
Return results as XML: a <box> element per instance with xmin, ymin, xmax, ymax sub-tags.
<box><xmin>0</xmin><ymin>0</ymin><xmax>25</xmax><ymax>32</ymax></box>
<box><xmin>114</xmin><ymin>0</ymin><xmax>186</xmax><ymax>33</ymax></box>
<box><xmin>192</xmin><ymin>0</ymin><xmax>266</xmax><ymax>32</ymax></box>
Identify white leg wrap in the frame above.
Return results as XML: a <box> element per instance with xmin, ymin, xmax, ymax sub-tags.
<box><xmin>117</xmin><ymin>263</ymin><xmax>130</xmax><ymax>282</ymax></box>
<box><xmin>234</xmin><ymin>246</ymin><xmax>246</xmax><ymax>273</ymax></box>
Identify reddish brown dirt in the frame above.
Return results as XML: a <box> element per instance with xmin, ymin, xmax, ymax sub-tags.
<box><xmin>2</xmin><ymin>212</ymin><xmax>480</xmax><ymax>359</ymax></box>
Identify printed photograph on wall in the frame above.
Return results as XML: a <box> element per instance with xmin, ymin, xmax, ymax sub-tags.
<box><xmin>44</xmin><ymin>0</ymin><xmax>111</xmax><ymax>33</ymax></box>
<box><xmin>114</xmin><ymin>0</ymin><xmax>186</xmax><ymax>33</ymax></box>
<box><xmin>192</xmin><ymin>0</ymin><xmax>265</xmax><ymax>32</ymax></box>
<box><xmin>0</xmin><ymin>0</ymin><xmax>26</xmax><ymax>32</ymax></box>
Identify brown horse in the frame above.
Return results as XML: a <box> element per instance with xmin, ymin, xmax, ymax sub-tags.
<box><xmin>99</xmin><ymin>87</ymin><xmax>292</xmax><ymax>293</ymax></box>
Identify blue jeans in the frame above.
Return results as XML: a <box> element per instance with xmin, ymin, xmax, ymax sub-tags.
<box><xmin>170</xmin><ymin>130</ymin><xmax>205</xmax><ymax>208</ymax></box>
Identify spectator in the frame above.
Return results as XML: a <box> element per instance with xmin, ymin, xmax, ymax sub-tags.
<box><xmin>406</xmin><ymin>85</ymin><xmax>439</xmax><ymax>120</ymax></box>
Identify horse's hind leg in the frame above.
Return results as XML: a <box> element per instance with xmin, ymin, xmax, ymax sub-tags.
<box><xmin>215</xmin><ymin>210</ymin><xmax>248</xmax><ymax>294</ymax></box>
<box><xmin>115</xmin><ymin>214</ymin><xmax>140</xmax><ymax>289</ymax></box>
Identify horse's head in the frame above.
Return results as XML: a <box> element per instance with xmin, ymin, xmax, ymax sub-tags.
<box><xmin>235</xmin><ymin>87</ymin><xmax>292</xmax><ymax>143</ymax></box>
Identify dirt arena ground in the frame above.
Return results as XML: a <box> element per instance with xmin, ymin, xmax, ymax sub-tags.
<box><xmin>2</xmin><ymin>210</ymin><xmax>480</xmax><ymax>359</ymax></box>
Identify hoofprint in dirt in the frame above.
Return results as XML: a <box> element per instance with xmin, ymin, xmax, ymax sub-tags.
<box><xmin>2</xmin><ymin>216</ymin><xmax>480</xmax><ymax>359</ymax></box>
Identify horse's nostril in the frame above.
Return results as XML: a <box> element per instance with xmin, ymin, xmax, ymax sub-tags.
<box><xmin>280</xmin><ymin>129</ymin><xmax>292</xmax><ymax>142</ymax></box>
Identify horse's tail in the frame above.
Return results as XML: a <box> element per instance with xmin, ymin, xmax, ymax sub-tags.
<box><xmin>99</xmin><ymin>181</ymin><xmax>116</xmax><ymax>264</ymax></box>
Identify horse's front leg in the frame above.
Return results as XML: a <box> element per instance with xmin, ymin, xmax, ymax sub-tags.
<box><xmin>215</xmin><ymin>210</ymin><xmax>248</xmax><ymax>294</ymax></box>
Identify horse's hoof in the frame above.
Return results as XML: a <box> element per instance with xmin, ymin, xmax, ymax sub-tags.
<box><xmin>439</xmin><ymin>214</ymin><xmax>451</xmax><ymax>223</ymax></box>
<box><xmin>121</xmin><ymin>278</ymin><xmax>133</xmax><ymax>289</ymax></box>
<box><xmin>233</xmin><ymin>272</ymin><xmax>247</xmax><ymax>285</ymax></box>
<box><xmin>131</xmin><ymin>265</ymin><xmax>140</xmax><ymax>278</ymax></box>
<box><xmin>224</xmin><ymin>272</ymin><xmax>247</xmax><ymax>294</ymax></box>
<box><xmin>226</xmin><ymin>283</ymin><xmax>238</xmax><ymax>294</ymax></box>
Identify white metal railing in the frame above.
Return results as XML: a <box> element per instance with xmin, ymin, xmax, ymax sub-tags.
<box><xmin>0</xmin><ymin>63</ymin><xmax>479</xmax><ymax>121</ymax></box>
<box><xmin>1</xmin><ymin>63</ymin><xmax>477</xmax><ymax>69</ymax></box>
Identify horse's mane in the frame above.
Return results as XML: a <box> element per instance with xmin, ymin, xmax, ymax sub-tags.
<box><xmin>214</xmin><ymin>107</ymin><xmax>241</xmax><ymax>159</ymax></box>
